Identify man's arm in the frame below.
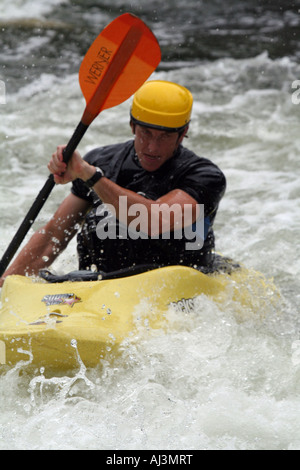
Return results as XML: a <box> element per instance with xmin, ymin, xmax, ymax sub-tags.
<box><xmin>0</xmin><ymin>193</ymin><xmax>90</xmax><ymax>286</ymax></box>
<box><xmin>49</xmin><ymin>146</ymin><xmax>200</xmax><ymax>237</ymax></box>
<box><xmin>91</xmin><ymin>177</ymin><xmax>199</xmax><ymax>237</ymax></box>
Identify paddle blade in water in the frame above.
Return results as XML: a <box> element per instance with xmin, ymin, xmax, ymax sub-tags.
<box><xmin>79</xmin><ymin>13</ymin><xmax>161</xmax><ymax>125</ymax></box>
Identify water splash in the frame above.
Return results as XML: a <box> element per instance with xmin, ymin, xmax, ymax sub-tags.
<box><xmin>28</xmin><ymin>339</ymin><xmax>95</xmax><ymax>408</ymax></box>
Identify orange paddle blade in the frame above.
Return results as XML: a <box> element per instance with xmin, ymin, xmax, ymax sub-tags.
<box><xmin>79</xmin><ymin>13</ymin><xmax>161</xmax><ymax>125</ymax></box>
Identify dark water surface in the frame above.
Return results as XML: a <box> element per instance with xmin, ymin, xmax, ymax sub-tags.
<box><xmin>1</xmin><ymin>0</ymin><xmax>300</xmax><ymax>92</ymax></box>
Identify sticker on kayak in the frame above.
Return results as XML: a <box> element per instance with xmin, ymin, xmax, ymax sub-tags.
<box><xmin>30</xmin><ymin>312</ymin><xmax>68</xmax><ymax>326</ymax></box>
<box><xmin>41</xmin><ymin>293</ymin><xmax>81</xmax><ymax>308</ymax></box>
<box><xmin>169</xmin><ymin>297</ymin><xmax>195</xmax><ymax>313</ymax></box>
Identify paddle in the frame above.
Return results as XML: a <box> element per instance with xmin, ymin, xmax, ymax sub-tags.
<box><xmin>0</xmin><ymin>13</ymin><xmax>161</xmax><ymax>278</ymax></box>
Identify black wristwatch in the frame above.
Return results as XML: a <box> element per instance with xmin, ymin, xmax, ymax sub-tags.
<box><xmin>85</xmin><ymin>167</ymin><xmax>105</xmax><ymax>188</ymax></box>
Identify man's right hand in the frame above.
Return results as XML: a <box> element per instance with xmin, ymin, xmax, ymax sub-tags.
<box><xmin>48</xmin><ymin>145</ymin><xmax>95</xmax><ymax>185</ymax></box>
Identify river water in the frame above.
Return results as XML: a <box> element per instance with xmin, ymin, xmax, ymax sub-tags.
<box><xmin>0</xmin><ymin>0</ymin><xmax>300</xmax><ymax>451</ymax></box>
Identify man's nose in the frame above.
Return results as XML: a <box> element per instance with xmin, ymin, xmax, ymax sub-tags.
<box><xmin>147</xmin><ymin>137</ymin><xmax>160</xmax><ymax>154</ymax></box>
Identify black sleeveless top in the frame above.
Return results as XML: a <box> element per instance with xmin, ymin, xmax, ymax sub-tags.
<box><xmin>71</xmin><ymin>140</ymin><xmax>226</xmax><ymax>272</ymax></box>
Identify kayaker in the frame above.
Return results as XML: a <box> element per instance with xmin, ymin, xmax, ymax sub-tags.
<box><xmin>0</xmin><ymin>80</ymin><xmax>226</xmax><ymax>285</ymax></box>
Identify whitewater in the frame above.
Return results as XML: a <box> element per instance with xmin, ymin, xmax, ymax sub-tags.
<box><xmin>0</xmin><ymin>0</ymin><xmax>300</xmax><ymax>450</ymax></box>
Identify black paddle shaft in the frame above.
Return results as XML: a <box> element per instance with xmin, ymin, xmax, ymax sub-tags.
<box><xmin>0</xmin><ymin>121</ymin><xmax>88</xmax><ymax>278</ymax></box>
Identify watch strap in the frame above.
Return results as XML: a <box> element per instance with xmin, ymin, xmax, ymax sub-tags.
<box><xmin>85</xmin><ymin>167</ymin><xmax>104</xmax><ymax>188</ymax></box>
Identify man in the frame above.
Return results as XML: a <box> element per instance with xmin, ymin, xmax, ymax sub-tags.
<box><xmin>0</xmin><ymin>80</ymin><xmax>226</xmax><ymax>285</ymax></box>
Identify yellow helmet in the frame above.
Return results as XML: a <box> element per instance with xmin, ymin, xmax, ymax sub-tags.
<box><xmin>131</xmin><ymin>80</ymin><xmax>193</xmax><ymax>132</ymax></box>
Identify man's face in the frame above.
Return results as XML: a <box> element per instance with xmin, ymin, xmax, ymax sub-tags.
<box><xmin>132</xmin><ymin>124</ymin><xmax>186</xmax><ymax>172</ymax></box>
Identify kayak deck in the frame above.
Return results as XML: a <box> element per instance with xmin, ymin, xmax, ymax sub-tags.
<box><xmin>0</xmin><ymin>265</ymin><xmax>279</xmax><ymax>370</ymax></box>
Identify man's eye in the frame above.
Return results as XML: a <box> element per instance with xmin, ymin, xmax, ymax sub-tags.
<box><xmin>161</xmin><ymin>133</ymin><xmax>173</xmax><ymax>141</ymax></box>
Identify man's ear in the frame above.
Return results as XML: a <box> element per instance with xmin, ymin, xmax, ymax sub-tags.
<box><xmin>177</xmin><ymin>125</ymin><xmax>189</xmax><ymax>144</ymax></box>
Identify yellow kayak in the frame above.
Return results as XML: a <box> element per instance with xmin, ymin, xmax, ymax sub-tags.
<box><xmin>0</xmin><ymin>263</ymin><xmax>278</xmax><ymax>371</ymax></box>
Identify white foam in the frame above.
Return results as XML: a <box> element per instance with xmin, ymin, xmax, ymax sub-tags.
<box><xmin>0</xmin><ymin>0</ymin><xmax>67</xmax><ymax>20</ymax></box>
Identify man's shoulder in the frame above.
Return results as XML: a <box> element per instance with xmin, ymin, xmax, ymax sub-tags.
<box><xmin>176</xmin><ymin>146</ymin><xmax>225</xmax><ymax>175</ymax></box>
<box><xmin>84</xmin><ymin>140</ymin><xmax>134</xmax><ymax>166</ymax></box>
